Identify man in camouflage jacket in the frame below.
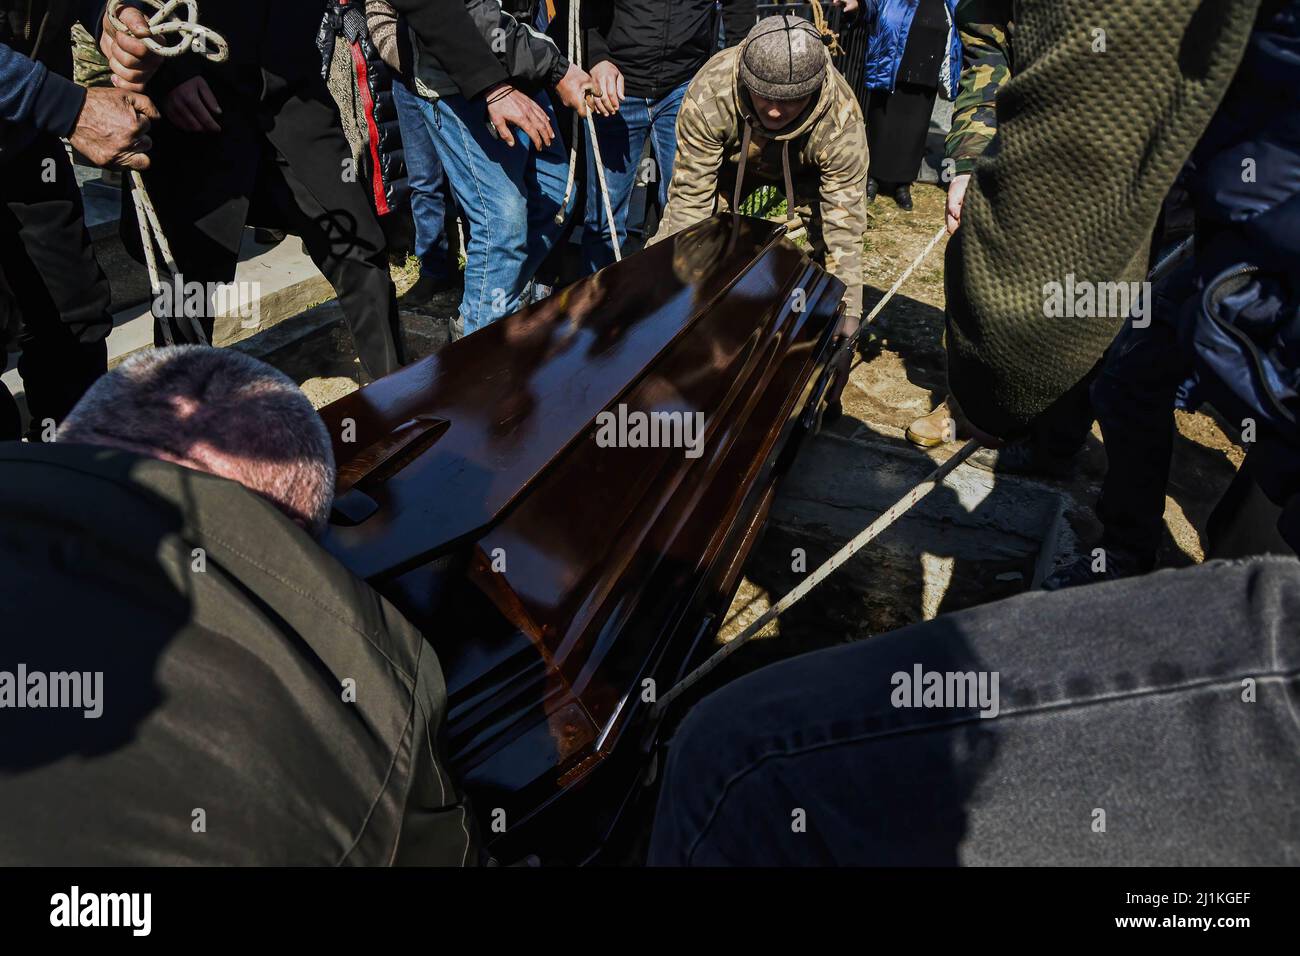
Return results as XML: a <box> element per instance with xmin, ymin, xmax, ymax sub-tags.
<box><xmin>907</xmin><ymin>0</ymin><xmax>1014</xmax><ymax>447</ymax></box>
<box><xmin>649</xmin><ymin>15</ymin><xmax>868</xmax><ymax>326</ymax></box>
<box><xmin>942</xmin><ymin>0</ymin><xmax>1012</xmax><ymax>233</ymax></box>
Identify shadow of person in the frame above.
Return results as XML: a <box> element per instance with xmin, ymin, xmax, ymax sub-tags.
<box><xmin>859</xmin><ymin>289</ymin><xmax>950</xmax><ymax>413</ymax></box>
<box><xmin>648</xmin><ymin>608</ymin><xmax>998</xmax><ymax>865</ymax></box>
<box><xmin>0</xmin><ymin>443</ymin><xmax>192</xmax><ymax>772</ymax></box>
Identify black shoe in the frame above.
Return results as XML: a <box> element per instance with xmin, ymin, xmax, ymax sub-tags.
<box><xmin>970</xmin><ymin>443</ymin><xmax>1077</xmax><ymax>479</ymax></box>
<box><xmin>254</xmin><ymin>227</ymin><xmax>287</xmax><ymax>246</ymax></box>
<box><xmin>399</xmin><ymin>271</ymin><xmax>459</xmax><ymax>308</ymax></box>
<box><xmin>892</xmin><ymin>185</ymin><xmax>913</xmax><ymax>211</ymax></box>
<box><xmin>1042</xmin><ymin>549</ymin><xmax>1146</xmax><ymax>591</ymax></box>
<box><xmin>867</xmin><ymin>178</ymin><xmax>879</xmax><ymax>203</ymax></box>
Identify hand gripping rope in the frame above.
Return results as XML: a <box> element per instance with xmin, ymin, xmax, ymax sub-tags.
<box><xmin>557</xmin><ymin>0</ymin><xmax>621</xmax><ymax>261</ymax></box>
<box><xmin>104</xmin><ymin>0</ymin><xmax>229</xmax><ymax>345</ymax></box>
<box><xmin>106</xmin><ymin>0</ymin><xmax>229</xmax><ymax>63</ymax></box>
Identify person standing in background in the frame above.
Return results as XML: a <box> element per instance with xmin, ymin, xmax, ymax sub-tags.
<box><xmin>360</xmin><ymin>0</ymin><xmax>460</xmax><ymax>306</ymax></box>
<box><xmin>131</xmin><ymin>0</ymin><xmax>408</xmax><ymax>381</ymax></box>
<box><xmin>906</xmin><ymin>1</ymin><xmax>1096</xmax><ymax>480</ymax></box>
<box><xmin>861</xmin><ymin>0</ymin><xmax>960</xmax><ymax>211</ymax></box>
<box><xmin>387</xmin><ymin>0</ymin><xmax>592</xmax><ymax>338</ymax></box>
<box><xmin>579</xmin><ymin>0</ymin><xmax>756</xmax><ymax>274</ymax></box>
<box><xmin>0</xmin><ymin>3</ymin><xmax>160</xmax><ymax>440</ymax></box>
<box><xmin>391</xmin><ymin>81</ymin><xmax>459</xmax><ymax>304</ymax></box>
<box><xmin>905</xmin><ymin>0</ymin><xmax>1010</xmax><ymax>447</ymax></box>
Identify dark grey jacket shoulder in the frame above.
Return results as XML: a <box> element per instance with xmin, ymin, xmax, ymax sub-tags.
<box><xmin>0</xmin><ymin>441</ymin><xmax>476</xmax><ymax>866</ymax></box>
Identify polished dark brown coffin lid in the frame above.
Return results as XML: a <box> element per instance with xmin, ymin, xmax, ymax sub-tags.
<box><xmin>319</xmin><ymin>214</ymin><xmax>844</xmax><ymax>861</ymax></box>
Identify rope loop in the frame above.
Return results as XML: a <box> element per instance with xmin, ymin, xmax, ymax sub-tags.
<box><xmin>806</xmin><ymin>0</ymin><xmax>843</xmax><ymax>56</ymax></box>
<box><xmin>107</xmin><ymin>0</ymin><xmax>230</xmax><ymax>64</ymax></box>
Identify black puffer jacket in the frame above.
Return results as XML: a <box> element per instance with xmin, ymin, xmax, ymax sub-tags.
<box><xmin>1178</xmin><ymin>0</ymin><xmax>1300</xmax><ymax>550</ymax></box>
<box><xmin>318</xmin><ymin>0</ymin><xmax>406</xmax><ymax>216</ymax></box>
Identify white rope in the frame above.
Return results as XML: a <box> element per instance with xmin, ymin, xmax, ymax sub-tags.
<box><xmin>651</xmin><ymin>437</ymin><xmax>981</xmax><ymax>717</ymax></box>
<box><xmin>844</xmin><ymin>221</ymin><xmax>949</xmax><ymax>371</ymax></box>
<box><xmin>554</xmin><ymin>0</ymin><xmax>620</xmax><ymax>260</ymax></box>
<box><xmin>555</xmin><ymin>0</ymin><xmax>580</xmax><ymax>223</ymax></box>
<box><xmin>649</xmin><ymin>223</ymin><xmax>970</xmax><ymax>717</ymax></box>
<box><xmin>106</xmin><ymin>0</ymin><xmax>228</xmax><ymax>344</ymax></box>
<box><xmin>586</xmin><ymin>111</ymin><xmax>621</xmax><ymax>261</ymax></box>
<box><xmin>865</xmin><ymin>223</ymin><xmax>948</xmax><ymax>329</ymax></box>
<box><xmin>107</xmin><ymin>0</ymin><xmax>228</xmax><ymax>63</ymax></box>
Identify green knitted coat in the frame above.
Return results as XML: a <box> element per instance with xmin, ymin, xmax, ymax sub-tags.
<box><xmin>944</xmin><ymin>0</ymin><xmax>1263</xmax><ymax>439</ymax></box>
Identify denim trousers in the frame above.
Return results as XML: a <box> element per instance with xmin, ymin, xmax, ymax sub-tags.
<box><xmin>392</xmin><ymin>81</ymin><xmax>454</xmax><ymax>284</ymax></box>
<box><xmin>409</xmin><ymin>90</ymin><xmax>570</xmax><ymax>334</ymax></box>
<box><xmin>649</xmin><ymin>557</ymin><xmax>1300</xmax><ymax>865</ymax></box>
<box><xmin>581</xmin><ymin>82</ymin><xmax>687</xmax><ymax>275</ymax></box>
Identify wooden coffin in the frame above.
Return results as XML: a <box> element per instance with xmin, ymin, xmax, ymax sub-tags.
<box><xmin>318</xmin><ymin>214</ymin><xmax>845</xmax><ymax>862</ymax></box>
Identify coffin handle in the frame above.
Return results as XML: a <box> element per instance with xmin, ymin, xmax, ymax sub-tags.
<box><xmin>335</xmin><ymin>415</ymin><xmax>450</xmax><ymax>495</ymax></box>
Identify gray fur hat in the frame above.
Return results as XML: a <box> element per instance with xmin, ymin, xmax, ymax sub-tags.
<box><xmin>739</xmin><ymin>15</ymin><xmax>829</xmax><ymax>101</ymax></box>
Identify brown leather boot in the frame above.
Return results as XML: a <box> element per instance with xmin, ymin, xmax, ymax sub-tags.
<box><xmin>906</xmin><ymin>397</ymin><xmax>960</xmax><ymax>447</ymax></box>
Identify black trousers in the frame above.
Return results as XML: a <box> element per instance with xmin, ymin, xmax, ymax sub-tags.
<box><xmin>1093</xmin><ymin>258</ymin><xmax>1292</xmax><ymax>567</ymax></box>
<box><xmin>0</xmin><ymin>134</ymin><xmax>112</xmax><ymax>441</ymax></box>
<box><xmin>137</xmin><ymin>72</ymin><xmax>403</xmax><ymax>380</ymax></box>
<box><xmin>866</xmin><ymin>83</ymin><xmax>938</xmax><ymax>186</ymax></box>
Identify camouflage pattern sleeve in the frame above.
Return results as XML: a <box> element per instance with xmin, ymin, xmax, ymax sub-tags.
<box><xmin>945</xmin><ymin>0</ymin><xmax>1013</xmax><ymax>176</ymax></box>
<box><xmin>812</xmin><ymin>91</ymin><xmax>868</xmax><ymax>319</ymax></box>
<box><xmin>648</xmin><ymin>53</ymin><xmax>733</xmax><ymax>246</ymax></box>
<box><xmin>72</xmin><ymin>22</ymin><xmax>112</xmax><ymax>88</ymax></box>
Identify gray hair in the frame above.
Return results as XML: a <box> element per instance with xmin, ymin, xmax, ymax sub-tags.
<box><xmin>59</xmin><ymin>346</ymin><xmax>336</xmax><ymax>538</ymax></box>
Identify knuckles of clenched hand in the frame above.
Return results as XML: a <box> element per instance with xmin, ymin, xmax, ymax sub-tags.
<box><xmin>69</xmin><ymin>87</ymin><xmax>162</xmax><ymax>172</ymax></box>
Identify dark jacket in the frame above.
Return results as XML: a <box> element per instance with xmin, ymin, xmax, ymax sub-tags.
<box><xmin>145</xmin><ymin>0</ymin><xmax>330</xmax><ymax>101</ymax></box>
<box><xmin>0</xmin><ymin>0</ymin><xmax>96</xmax><ymax>163</ymax></box>
<box><xmin>318</xmin><ymin>0</ymin><xmax>407</xmax><ymax>216</ymax></box>
<box><xmin>387</xmin><ymin>0</ymin><xmax>526</xmax><ymax>100</ymax></box>
<box><xmin>0</xmin><ymin>441</ymin><xmax>476</xmax><ymax>865</ymax></box>
<box><xmin>861</xmin><ymin>0</ymin><xmax>962</xmax><ymax>98</ymax></box>
<box><xmin>402</xmin><ymin>0</ymin><xmax>568</xmax><ymax>98</ymax></box>
<box><xmin>1178</xmin><ymin>0</ymin><xmax>1300</xmax><ymax>548</ymax></box>
<box><xmin>585</xmin><ymin>0</ymin><xmax>755</xmax><ymax>101</ymax></box>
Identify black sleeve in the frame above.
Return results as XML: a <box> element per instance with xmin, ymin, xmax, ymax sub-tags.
<box><xmin>79</xmin><ymin>0</ymin><xmax>105</xmax><ymax>34</ymax></box>
<box><xmin>721</xmin><ymin>0</ymin><xmax>758</xmax><ymax>47</ymax></box>
<box><xmin>388</xmin><ymin>0</ymin><xmax>509</xmax><ymax>100</ymax></box>
<box><xmin>146</xmin><ymin>55</ymin><xmax>201</xmax><ymax>103</ymax></box>
<box><xmin>583</xmin><ymin>0</ymin><xmax>614</xmax><ymax>68</ymax></box>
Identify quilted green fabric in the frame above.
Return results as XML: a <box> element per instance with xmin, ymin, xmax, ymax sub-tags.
<box><xmin>944</xmin><ymin>0</ymin><xmax>1262</xmax><ymax>439</ymax></box>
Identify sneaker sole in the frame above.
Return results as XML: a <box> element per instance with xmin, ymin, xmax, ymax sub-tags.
<box><xmin>905</xmin><ymin>426</ymin><xmax>947</xmax><ymax>448</ymax></box>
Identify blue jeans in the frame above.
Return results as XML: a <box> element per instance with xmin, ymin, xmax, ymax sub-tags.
<box><xmin>411</xmin><ymin>90</ymin><xmax>570</xmax><ymax>335</ymax></box>
<box><xmin>581</xmin><ymin>82</ymin><xmax>687</xmax><ymax>275</ymax></box>
<box><xmin>392</xmin><ymin>81</ymin><xmax>453</xmax><ymax>284</ymax></box>
<box><xmin>649</xmin><ymin>557</ymin><xmax>1300</xmax><ymax>865</ymax></box>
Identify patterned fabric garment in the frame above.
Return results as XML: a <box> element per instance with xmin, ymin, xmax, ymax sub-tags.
<box><xmin>944</xmin><ymin>0</ymin><xmax>1013</xmax><ymax>175</ymax></box>
<box><xmin>71</xmin><ymin>21</ymin><xmax>110</xmax><ymax>87</ymax></box>
<box><xmin>650</xmin><ymin>45</ymin><xmax>869</xmax><ymax>318</ymax></box>
<box><xmin>944</xmin><ymin>0</ymin><xmax>1263</xmax><ymax>440</ymax></box>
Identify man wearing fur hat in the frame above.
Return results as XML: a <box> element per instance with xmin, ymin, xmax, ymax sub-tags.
<box><xmin>649</xmin><ymin>13</ymin><xmax>868</xmax><ymax>338</ymax></box>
